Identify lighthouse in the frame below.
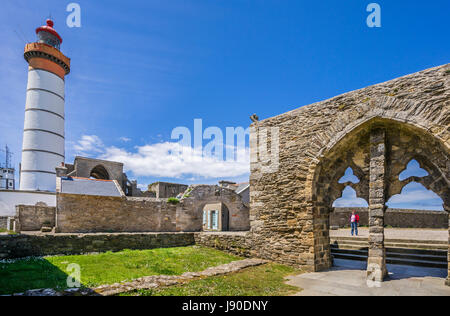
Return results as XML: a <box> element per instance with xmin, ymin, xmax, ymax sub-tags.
<box><xmin>20</xmin><ymin>19</ymin><xmax>70</xmax><ymax>191</ymax></box>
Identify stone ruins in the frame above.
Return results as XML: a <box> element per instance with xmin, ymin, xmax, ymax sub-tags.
<box><xmin>1</xmin><ymin>64</ymin><xmax>449</xmax><ymax>287</ymax></box>
<box><xmin>249</xmin><ymin>64</ymin><xmax>449</xmax><ymax>285</ymax></box>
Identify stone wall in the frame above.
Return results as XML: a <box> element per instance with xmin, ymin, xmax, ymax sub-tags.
<box><xmin>70</xmin><ymin>157</ymin><xmax>124</xmax><ymax>183</ymax></box>
<box><xmin>249</xmin><ymin>64</ymin><xmax>450</xmax><ymax>275</ymax></box>
<box><xmin>13</xmin><ymin>185</ymin><xmax>250</xmax><ymax>234</ymax></box>
<box><xmin>0</xmin><ymin>232</ymin><xmax>195</xmax><ymax>259</ymax></box>
<box><xmin>149</xmin><ymin>182</ymin><xmax>189</xmax><ymax>198</ymax></box>
<box><xmin>0</xmin><ymin>217</ymin><xmax>7</xmax><ymax>230</ymax></box>
<box><xmin>15</xmin><ymin>204</ymin><xmax>56</xmax><ymax>232</ymax></box>
<box><xmin>330</xmin><ymin>208</ymin><xmax>448</xmax><ymax>229</ymax></box>
<box><xmin>194</xmin><ymin>232</ymin><xmax>253</xmax><ymax>257</ymax></box>
<box><xmin>180</xmin><ymin>185</ymin><xmax>250</xmax><ymax>232</ymax></box>
<box><xmin>447</xmin><ymin>217</ymin><xmax>450</xmax><ymax>286</ymax></box>
<box><xmin>56</xmin><ymin>194</ymin><xmax>178</xmax><ymax>233</ymax></box>
<box><xmin>0</xmin><ymin>231</ymin><xmax>249</xmax><ymax>261</ymax></box>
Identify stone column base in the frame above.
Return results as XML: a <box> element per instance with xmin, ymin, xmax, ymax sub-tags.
<box><xmin>367</xmin><ymin>257</ymin><xmax>388</xmax><ymax>284</ymax></box>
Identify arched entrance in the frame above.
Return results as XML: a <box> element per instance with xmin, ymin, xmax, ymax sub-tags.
<box><xmin>89</xmin><ymin>165</ymin><xmax>110</xmax><ymax>180</ymax></box>
<box><xmin>311</xmin><ymin>118</ymin><xmax>449</xmax><ymax>284</ymax></box>
<box><xmin>179</xmin><ymin>185</ymin><xmax>249</xmax><ymax>232</ymax></box>
<box><xmin>202</xmin><ymin>202</ymin><xmax>230</xmax><ymax>231</ymax></box>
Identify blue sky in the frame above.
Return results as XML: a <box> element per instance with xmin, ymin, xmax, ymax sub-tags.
<box><xmin>0</xmin><ymin>0</ymin><xmax>448</xmax><ymax>210</ymax></box>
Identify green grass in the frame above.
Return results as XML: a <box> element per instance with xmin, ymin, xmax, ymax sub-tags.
<box><xmin>0</xmin><ymin>246</ymin><xmax>240</xmax><ymax>295</ymax></box>
<box><xmin>121</xmin><ymin>263</ymin><xmax>301</xmax><ymax>296</ymax></box>
<box><xmin>0</xmin><ymin>228</ymin><xmax>17</xmax><ymax>235</ymax></box>
<box><xmin>167</xmin><ymin>197</ymin><xmax>180</xmax><ymax>204</ymax></box>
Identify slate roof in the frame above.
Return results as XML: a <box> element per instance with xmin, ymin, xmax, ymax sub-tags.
<box><xmin>60</xmin><ymin>177</ymin><xmax>122</xmax><ymax>197</ymax></box>
<box><xmin>235</xmin><ymin>183</ymin><xmax>250</xmax><ymax>194</ymax></box>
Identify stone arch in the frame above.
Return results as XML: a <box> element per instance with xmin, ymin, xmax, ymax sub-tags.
<box><xmin>179</xmin><ymin>185</ymin><xmax>249</xmax><ymax>232</ymax></box>
<box><xmin>89</xmin><ymin>165</ymin><xmax>110</xmax><ymax>180</ymax></box>
<box><xmin>382</xmin><ymin>125</ymin><xmax>449</xmax><ymax>210</ymax></box>
<box><xmin>309</xmin><ymin>117</ymin><xmax>450</xmax><ymax>272</ymax></box>
<box><xmin>249</xmin><ymin>65</ymin><xmax>449</xmax><ymax>283</ymax></box>
<box><xmin>306</xmin><ymin>112</ymin><xmax>449</xmax><ymax>204</ymax></box>
<box><xmin>309</xmin><ymin>119</ymin><xmax>371</xmax><ymax>271</ymax></box>
<box><xmin>387</xmin><ymin>157</ymin><xmax>447</xmax><ymax>211</ymax></box>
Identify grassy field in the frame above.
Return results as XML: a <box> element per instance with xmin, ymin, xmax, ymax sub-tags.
<box><xmin>121</xmin><ymin>263</ymin><xmax>301</xmax><ymax>296</ymax></box>
<box><xmin>0</xmin><ymin>246</ymin><xmax>240</xmax><ymax>295</ymax></box>
<box><xmin>0</xmin><ymin>228</ymin><xmax>17</xmax><ymax>235</ymax></box>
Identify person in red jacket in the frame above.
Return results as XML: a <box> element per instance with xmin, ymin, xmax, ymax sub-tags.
<box><xmin>350</xmin><ymin>211</ymin><xmax>360</xmax><ymax>236</ymax></box>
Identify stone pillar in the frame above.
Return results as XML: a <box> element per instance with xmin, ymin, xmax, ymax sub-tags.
<box><xmin>367</xmin><ymin>128</ymin><xmax>388</xmax><ymax>283</ymax></box>
<box><xmin>55</xmin><ymin>163</ymin><xmax>68</xmax><ymax>178</ymax></box>
<box><xmin>446</xmin><ymin>215</ymin><xmax>450</xmax><ymax>286</ymax></box>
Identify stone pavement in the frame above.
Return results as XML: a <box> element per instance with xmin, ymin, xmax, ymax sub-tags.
<box><xmin>330</xmin><ymin>228</ymin><xmax>448</xmax><ymax>241</ymax></box>
<box><xmin>286</xmin><ymin>259</ymin><xmax>450</xmax><ymax>296</ymax></box>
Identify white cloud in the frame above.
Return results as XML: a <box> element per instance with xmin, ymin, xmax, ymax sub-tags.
<box><xmin>73</xmin><ymin>135</ymin><xmax>250</xmax><ymax>179</ymax></box>
<box><xmin>333</xmin><ymin>197</ymin><xmax>368</xmax><ymax>208</ymax></box>
<box><xmin>73</xmin><ymin>135</ymin><xmax>105</xmax><ymax>155</ymax></box>
<box><xmin>388</xmin><ymin>190</ymin><xmax>441</xmax><ymax>204</ymax></box>
<box><xmin>137</xmin><ymin>183</ymin><xmax>148</xmax><ymax>190</ymax></box>
<box><xmin>101</xmin><ymin>142</ymin><xmax>250</xmax><ymax>179</ymax></box>
<box><xmin>332</xmin><ymin>183</ymin><xmax>444</xmax><ymax>211</ymax></box>
<box><xmin>387</xmin><ymin>185</ymin><xmax>444</xmax><ymax>210</ymax></box>
<box><xmin>333</xmin><ymin>186</ymin><xmax>368</xmax><ymax>208</ymax></box>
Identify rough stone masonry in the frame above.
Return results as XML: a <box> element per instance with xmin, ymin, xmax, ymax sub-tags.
<box><xmin>249</xmin><ymin>64</ymin><xmax>450</xmax><ymax>285</ymax></box>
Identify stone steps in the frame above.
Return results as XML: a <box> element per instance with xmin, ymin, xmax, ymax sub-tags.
<box><xmin>332</xmin><ymin>242</ymin><xmax>448</xmax><ymax>252</ymax></box>
<box><xmin>385</xmin><ymin>243</ymin><xmax>448</xmax><ymax>251</ymax></box>
<box><xmin>330</xmin><ymin>240</ymin><xmax>448</xmax><ymax>269</ymax></box>
<box><xmin>330</xmin><ymin>237</ymin><xmax>448</xmax><ymax>251</ymax></box>
<box><xmin>385</xmin><ymin>257</ymin><xmax>447</xmax><ymax>269</ymax></box>
<box><xmin>331</xmin><ymin>236</ymin><xmax>447</xmax><ymax>245</ymax></box>
<box><xmin>331</xmin><ymin>246</ymin><xmax>447</xmax><ymax>261</ymax></box>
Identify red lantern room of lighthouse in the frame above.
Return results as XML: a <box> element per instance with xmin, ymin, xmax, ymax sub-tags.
<box><xmin>24</xmin><ymin>19</ymin><xmax>70</xmax><ymax>80</ymax></box>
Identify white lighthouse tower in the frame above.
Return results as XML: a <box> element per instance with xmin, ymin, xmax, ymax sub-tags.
<box><xmin>20</xmin><ymin>19</ymin><xmax>70</xmax><ymax>191</ymax></box>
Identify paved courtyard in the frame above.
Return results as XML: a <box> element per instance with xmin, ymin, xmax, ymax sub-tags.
<box><xmin>330</xmin><ymin>228</ymin><xmax>448</xmax><ymax>241</ymax></box>
<box><xmin>286</xmin><ymin>259</ymin><xmax>450</xmax><ymax>296</ymax></box>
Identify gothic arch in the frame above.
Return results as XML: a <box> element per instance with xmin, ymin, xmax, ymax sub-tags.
<box><xmin>89</xmin><ymin>165</ymin><xmax>110</xmax><ymax>180</ymax></box>
<box><xmin>309</xmin><ymin>117</ymin><xmax>450</xmax><ymax>272</ymax></box>
<box><xmin>249</xmin><ymin>65</ymin><xmax>450</xmax><ymax>284</ymax></box>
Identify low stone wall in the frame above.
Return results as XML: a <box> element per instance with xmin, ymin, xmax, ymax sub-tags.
<box><xmin>15</xmin><ymin>204</ymin><xmax>56</xmax><ymax>232</ymax></box>
<box><xmin>194</xmin><ymin>232</ymin><xmax>253</xmax><ymax>257</ymax></box>
<box><xmin>56</xmin><ymin>194</ymin><xmax>178</xmax><ymax>233</ymax></box>
<box><xmin>331</xmin><ymin>208</ymin><xmax>448</xmax><ymax>229</ymax></box>
<box><xmin>8</xmin><ymin>184</ymin><xmax>250</xmax><ymax>235</ymax></box>
<box><xmin>0</xmin><ymin>232</ymin><xmax>195</xmax><ymax>259</ymax></box>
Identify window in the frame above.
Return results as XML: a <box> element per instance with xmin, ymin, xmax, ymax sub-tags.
<box><xmin>37</xmin><ymin>31</ymin><xmax>61</xmax><ymax>50</ymax></box>
<box><xmin>211</xmin><ymin>211</ymin><xmax>218</xmax><ymax>230</ymax></box>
